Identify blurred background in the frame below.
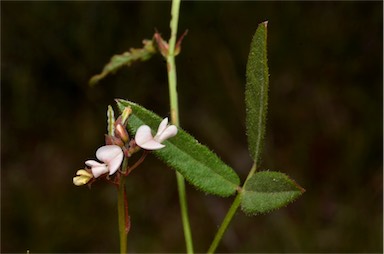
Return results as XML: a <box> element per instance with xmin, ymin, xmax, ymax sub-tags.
<box><xmin>1</xmin><ymin>1</ymin><xmax>382</xmax><ymax>253</ymax></box>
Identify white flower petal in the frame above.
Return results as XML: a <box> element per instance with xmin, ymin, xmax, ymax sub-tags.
<box><xmin>85</xmin><ymin>160</ymin><xmax>103</xmax><ymax>167</ymax></box>
<box><xmin>96</xmin><ymin>145</ymin><xmax>123</xmax><ymax>164</ymax></box>
<box><xmin>156</xmin><ymin>125</ymin><xmax>178</xmax><ymax>143</ymax></box>
<box><xmin>91</xmin><ymin>164</ymin><xmax>109</xmax><ymax>178</ymax></box>
<box><xmin>137</xmin><ymin>139</ymin><xmax>165</xmax><ymax>150</ymax></box>
<box><xmin>108</xmin><ymin>150</ymin><xmax>124</xmax><ymax>175</ymax></box>
<box><xmin>94</xmin><ymin>145</ymin><xmax>123</xmax><ymax>176</ymax></box>
<box><xmin>135</xmin><ymin>125</ymin><xmax>154</xmax><ymax>147</ymax></box>
<box><xmin>156</xmin><ymin>118</ymin><xmax>169</xmax><ymax>137</ymax></box>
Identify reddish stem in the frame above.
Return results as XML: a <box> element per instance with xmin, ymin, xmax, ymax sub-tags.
<box><xmin>124</xmin><ymin>151</ymin><xmax>148</xmax><ymax>176</ymax></box>
<box><xmin>123</xmin><ymin>185</ymin><xmax>131</xmax><ymax>234</ymax></box>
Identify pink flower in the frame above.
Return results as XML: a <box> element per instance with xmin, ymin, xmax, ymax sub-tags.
<box><xmin>135</xmin><ymin>118</ymin><xmax>178</xmax><ymax>150</ymax></box>
<box><xmin>85</xmin><ymin>145</ymin><xmax>124</xmax><ymax>178</ymax></box>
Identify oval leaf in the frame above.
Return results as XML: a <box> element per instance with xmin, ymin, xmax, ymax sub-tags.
<box><xmin>116</xmin><ymin>99</ymin><xmax>240</xmax><ymax>197</ymax></box>
<box><xmin>245</xmin><ymin>21</ymin><xmax>269</xmax><ymax>164</ymax></box>
<box><xmin>240</xmin><ymin>171</ymin><xmax>305</xmax><ymax>215</ymax></box>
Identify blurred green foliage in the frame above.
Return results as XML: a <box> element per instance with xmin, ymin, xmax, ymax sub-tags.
<box><xmin>1</xmin><ymin>1</ymin><xmax>382</xmax><ymax>253</ymax></box>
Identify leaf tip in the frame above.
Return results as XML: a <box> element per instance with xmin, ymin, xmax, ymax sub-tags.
<box><xmin>287</xmin><ymin>174</ymin><xmax>306</xmax><ymax>194</ymax></box>
<box><xmin>89</xmin><ymin>77</ymin><xmax>98</xmax><ymax>87</ymax></box>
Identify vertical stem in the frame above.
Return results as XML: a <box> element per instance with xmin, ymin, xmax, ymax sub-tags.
<box><xmin>207</xmin><ymin>163</ymin><xmax>257</xmax><ymax>253</ymax></box>
<box><xmin>108</xmin><ymin>107</ymin><xmax>128</xmax><ymax>254</ymax></box>
<box><xmin>168</xmin><ymin>0</ymin><xmax>180</xmax><ymax>125</ymax></box>
<box><xmin>117</xmin><ymin>176</ymin><xmax>127</xmax><ymax>254</ymax></box>
<box><xmin>176</xmin><ymin>172</ymin><xmax>194</xmax><ymax>253</ymax></box>
<box><xmin>166</xmin><ymin>0</ymin><xmax>194</xmax><ymax>253</ymax></box>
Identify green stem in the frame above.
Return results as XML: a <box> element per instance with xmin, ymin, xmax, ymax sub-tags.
<box><xmin>166</xmin><ymin>0</ymin><xmax>194</xmax><ymax>253</ymax></box>
<box><xmin>117</xmin><ymin>176</ymin><xmax>127</xmax><ymax>254</ymax></box>
<box><xmin>207</xmin><ymin>194</ymin><xmax>241</xmax><ymax>254</ymax></box>
<box><xmin>168</xmin><ymin>0</ymin><xmax>180</xmax><ymax>125</ymax></box>
<box><xmin>176</xmin><ymin>171</ymin><xmax>194</xmax><ymax>253</ymax></box>
<box><xmin>207</xmin><ymin>162</ymin><xmax>257</xmax><ymax>253</ymax></box>
<box><xmin>244</xmin><ymin>161</ymin><xmax>257</xmax><ymax>183</ymax></box>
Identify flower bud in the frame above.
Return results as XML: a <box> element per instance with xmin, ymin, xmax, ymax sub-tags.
<box><xmin>154</xmin><ymin>32</ymin><xmax>169</xmax><ymax>58</ymax></box>
<box><xmin>105</xmin><ymin>134</ymin><xmax>125</xmax><ymax>147</ymax></box>
<box><xmin>175</xmin><ymin>30</ymin><xmax>188</xmax><ymax>56</ymax></box>
<box><xmin>120</xmin><ymin>106</ymin><xmax>132</xmax><ymax>126</ymax></box>
<box><xmin>115</xmin><ymin>124</ymin><xmax>129</xmax><ymax>143</ymax></box>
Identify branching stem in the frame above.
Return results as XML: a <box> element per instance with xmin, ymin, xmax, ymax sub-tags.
<box><xmin>125</xmin><ymin>151</ymin><xmax>148</xmax><ymax>176</ymax></box>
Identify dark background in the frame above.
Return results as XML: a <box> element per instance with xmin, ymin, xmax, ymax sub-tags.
<box><xmin>1</xmin><ymin>1</ymin><xmax>382</xmax><ymax>253</ymax></box>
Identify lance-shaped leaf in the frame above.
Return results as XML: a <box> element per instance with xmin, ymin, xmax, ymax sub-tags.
<box><xmin>245</xmin><ymin>21</ymin><xmax>269</xmax><ymax>164</ymax></box>
<box><xmin>90</xmin><ymin>39</ymin><xmax>156</xmax><ymax>86</ymax></box>
<box><xmin>116</xmin><ymin>99</ymin><xmax>240</xmax><ymax>197</ymax></box>
<box><xmin>240</xmin><ymin>171</ymin><xmax>305</xmax><ymax>215</ymax></box>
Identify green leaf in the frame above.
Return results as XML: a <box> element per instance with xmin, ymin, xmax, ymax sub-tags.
<box><xmin>116</xmin><ymin>99</ymin><xmax>240</xmax><ymax>197</ymax></box>
<box><xmin>89</xmin><ymin>39</ymin><xmax>156</xmax><ymax>86</ymax></box>
<box><xmin>245</xmin><ymin>21</ymin><xmax>269</xmax><ymax>164</ymax></box>
<box><xmin>240</xmin><ymin>171</ymin><xmax>305</xmax><ymax>215</ymax></box>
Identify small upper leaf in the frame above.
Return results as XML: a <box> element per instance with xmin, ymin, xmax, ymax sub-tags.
<box><xmin>89</xmin><ymin>39</ymin><xmax>156</xmax><ymax>86</ymax></box>
<box><xmin>240</xmin><ymin>171</ymin><xmax>305</xmax><ymax>215</ymax></box>
<box><xmin>117</xmin><ymin>99</ymin><xmax>240</xmax><ymax>197</ymax></box>
<box><xmin>245</xmin><ymin>21</ymin><xmax>269</xmax><ymax>164</ymax></box>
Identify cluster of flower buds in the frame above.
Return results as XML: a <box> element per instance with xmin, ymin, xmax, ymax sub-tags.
<box><xmin>73</xmin><ymin>107</ymin><xmax>178</xmax><ymax>186</ymax></box>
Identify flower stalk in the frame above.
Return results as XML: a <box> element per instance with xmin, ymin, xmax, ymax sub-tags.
<box><xmin>168</xmin><ymin>1</ymin><xmax>180</xmax><ymax>126</ymax></box>
<box><xmin>166</xmin><ymin>0</ymin><xmax>194</xmax><ymax>253</ymax></box>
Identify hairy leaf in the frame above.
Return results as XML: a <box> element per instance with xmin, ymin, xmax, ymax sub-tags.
<box><xmin>240</xmin><ymin>171</ymin><xmax>305</xmax><ymax>215</ymax></box>
<box><xmin>245</xmin><ymin>21</ymin><xmax>269</xmax><ymax>164</ymax></box>
<box><xmin>116</xmin><ymin>99</ymin><xmax>240</xmax><ymax>197</ymax></box>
